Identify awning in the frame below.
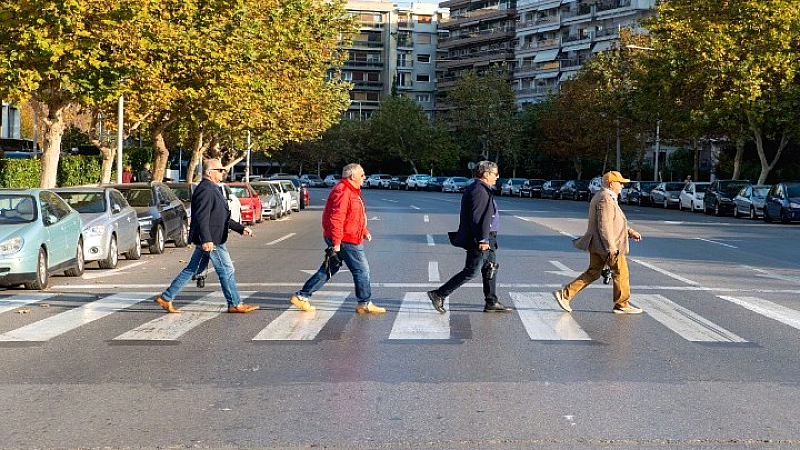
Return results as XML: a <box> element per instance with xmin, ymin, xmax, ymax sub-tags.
<box><xmin>592</xmin><ymin>40</ymin><xmax>613</xmax><ymax>53</ymax></box>
<box><xmin>533</xmin><ymin>23</ymin><xmax>560</xmax><ymax>32</ymax></box>
<box><xmin>537</xmin><ymin>0</ymin><xmax>561</xmax><ymax>10</ymax></box>
<box><xmin>561</xmin><ymin>0</ymin><xmax>578</xmax><ymax>3</ymax></box>
<box><xmin>533</xmin><ymin>48</ymin><xmax>560</xmax><ymax>62</ymax></box>
<box><xmin>562</xmin><ymin>42</ymin><xmax>591</xmax><ymax>52</ymax></box>
<box><xmin>535</xmin><ymin>71</ymin><xmax>559</xmax><ymax>80</ymax></box>
<box><xmin>559</xmin><ymin>71</ymin><xmax>578</xmax><ymax>82</ymax></box>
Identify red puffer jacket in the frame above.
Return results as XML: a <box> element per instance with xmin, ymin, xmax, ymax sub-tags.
<box><xmin>323</xmin><ymin>179</ymin><xmax>369</xmax><ymax>246</ymax></box>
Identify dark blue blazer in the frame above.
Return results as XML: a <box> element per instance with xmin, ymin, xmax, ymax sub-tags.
<box><xmin>189</xmin><ymin>178</ymin><xmax>244</xmax><ymax>245</ymax></box>
<box><xmin>451</xmin><ymin>179</ymin><xmax>496</xmax><ymax>249</ymax></box>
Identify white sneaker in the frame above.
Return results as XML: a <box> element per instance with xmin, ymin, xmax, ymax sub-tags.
<box><xmin>613</xmin><ymin>304</ymin><xmax>643</xmax><ymax>314</ymax></box>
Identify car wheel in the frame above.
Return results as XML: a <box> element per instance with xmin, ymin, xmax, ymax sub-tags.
<box><xmin>764</xmin><ymin>207</ymin><xmax>773</xmax><ymax>223</ymax></box>
<box><xmin>26</xmin><ymin>247</ymin><xmax>49</xmax><ymax>290</ymax></box>
<box><xmin>126</xmin><ymin>233</ymin><xmax>142</xmax><ymax>260</ymax></box>
<box><xmin>780</xmin><ymin>208</ymin><xmax>790</xmax><ymax>224</ymax></box>
<box><xmin>174</xmin><ymin>220</ymin><xmax>189</xmax><ymax>247</ymax></box>
<box><xmin>714</xmin><ymin>202</ymin><xmax>721</xmax><ymax>216</ymax></box>
<box><xmin>678</xmin><ymin>202</ymin><xmax>683</xmax><ymax>211</ymax></box>
<box><xmin>65</xmin><ymin>238</ymin><xmax>85</xmax><ymax>277</ymax></box>
<box><xmin>637</xmin><ymin>196</ymin><xmax>642</xmax><ymax>207</ymax></box>
<box><xmin>732</xmin><ymin>206</ymin><xmax>738</xmax><ymax>218</ymax></box>
<box><xmin>750</xmin><ymin>206</ymin><xmax>757</xmax><ymax>220</ymax></box>
<box><xmin>150</xmin><ymin>225</ymin><xmax>165</xmax><ymax>254</ymax></box>
<box><xmin>98</xmin><ymin>235</ymin><xmax>119</xmax><ymax>269</ymax></box>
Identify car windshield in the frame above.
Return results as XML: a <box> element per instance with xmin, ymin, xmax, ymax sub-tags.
<box><xmin>665</xmin><ymin>183</ymin><xmax>684</xmax><ymax>191</ymax></box>
<box><xmin>722</xmin><ymin>182</ymin><xmax>750</xmax><ymax>194</ymax></box>
<box><xmin>752</xmin><ymin>187</ymin><xmax>769</xmax><ymax>197</ymax></box>
<box><xmin>58</xmin><ymin>192</ymin><xmax>107</xmax><ymax>213</ymax></box>
<box><xmin>230</xmin><ymin>187</ymin><xmax>253</xmax><ymax>198</ymax></box>
<box><xmin>551</xmin><ymin>181</ymin><xmax>564</xmax><ymax>187</ymax></box>
<box><xmin>640</xmin><ymin>182</ymin><xmax>659</xmax><ymax>190</ymax></box>
<box><xmin>0</xmin><ymin>195</ymin><xmax>37</xmax><ymax>223</ymax></box>
<box><xmin>575</xmin><ymin>180</ymin><xmax>589</xmax><ymax>188</ymax></box>
<box><xmin>453</xmin><ymin>177</ymin><xmax>468</xmax><ymax>182</ymax></box>
<box><xmin>786</xmin><ymin>184</ymin><xmax>800</xmax><ymax>197</ymax></box>
<box><xmin>171</xmin><ymin>187</ymin><xmax>192</xmax><ymax>203</ymax></box>
<box><xmin>120</xmin><ymin>189</ymin><xmax>152</xmax><ymax>207</ymax></box>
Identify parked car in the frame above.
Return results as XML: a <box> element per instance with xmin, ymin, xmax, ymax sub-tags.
<box><xmin>366</xmin><ymin>174</ymin><xmax>392</xmax><ymax>189</ymax></box>
<box><xmin>323</xmin><ymin>174</ymin><xmax>341</xmax><ymax>187</ymax></box>
<box><xmin>164</xmin><ymin>182</ymin><xmax>195</xmax><ymax>221</ymax></box>
<box><xmin>619</xmin><ymin>183</ymin><xmax>632</xmax><ymax>204</ymax></box>
<box><xmin>267</xmin><ymin>180</ymin><xmax>293</xmax><ymax>217</ymax></box>
<box><xmin>54</xmin><ymin>187</ymin><xmax>141</xmax><ymax>269</ymax></box>
<box><xmin>270</xmin><ymin>176</ymin><xmax>308</xmax><ymax>209</ymax></box>
<box><xmin>106</xmin><ymin>182</ymin><xmax>189</xmax><ymax>254</ymax></box>
<box><xmin>299</xmin><ymin>174</ymin><xmax>324</xmax><ymax>188</ymax></box>
<box><xmin>519</xmin><ymin>179</ymin><xmax>546</xmax><ymax>198</ymax></box>
<box><xmin>733</xmin><ymin>184</ymin><xmax>770</xmax><ymax>219</ymax></box>
<box><xmin>426</xmin><ymin>176</ymin><xmax>448</xmax><ymax>192</ymax></box>
<box><xmin>557</xmin><ymin>179</ymin><xmax>590</xmax><ymax>201</ymax></box>
<box><xmin>587</xmin><ymin>176</ymin><xmax>603</xmax><ymax>200</ymax></box>
<box><xmin>678</xmin><ymin>181</ymin><xmax>711</xmax><ymax>212</ymax></box>
<box><xmin>704</xmin><ymin>179</ymin><xmax>750</xmax><ymax>216</ymax></box>
<box><xmin>500</xmin><ymin>178</ymin><xmax>528</xmax><ymax>196</ymax></box>
<box><xmin>627</xmin><ymin>181</ymin><xmax>659</xmax><ymax>206</ymax></box>
<box><xmin>763</xmin><ymin>181</ymin><xmax>800</xmax><ymax>223</ymax></box>
<box><xmin>251</xmin><ymin>181</ymin><xmax>285</xmax><ymax>220</ymax></box>
<box><xmin>406</xmin><ymin>174</ymin><xmax>431</xmax><ymax>190</ymax></box>
<box><xmin>222</xmin><ymin>183</ymin><xmax>242</xmax><ymax>223</ymax></box>
<box><xmin>442</xmin><ymin>177</ymin><xmax>470</xmax><ymax>193</ymax></box>
<box><xmin>227</xmin><ymin>182</ymin><xmax>264</xmax><ymax>224</ymax></box>
<box><xmin>650</xmin><ymin>182</ymin><xmax>685</xmax><ymax>208</ymax></box>
<box><xmin>0</xmin><ymin>189</ymin><xmax>85</xmax><ymax>289</ymax></box>
<box><xmin>389</xmin><ymin>175</ymin><xmax>408</xmax><ymax>190</ymax></box>
<box><xmin>541</xmin><ymin>180</ymin><xmax>564</xmax><ymax>199</ymax></box>
<box><xmin>492</xmin><ymin>178</ymin><xmax>506</xmax><ymax>195</ymax></box>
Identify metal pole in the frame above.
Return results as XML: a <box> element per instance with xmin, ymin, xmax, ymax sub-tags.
<box><xmin>246</xmin><ymin>130</ymin><xmax>251</xmax><ymax>183</ymax></box>
<box><xmin>615</xmin><ymin>118</ymin><xmax>621</xmax><ymax>171</ymax></box>
<box><xmin>116</xmin><ymin>95</ymin><xmax>124</xmax><ymax>183</ymax></box>
<box><xmin>654</xmin><ymin>119</ymin><xmax>661</xmax><ymax>181</ymax></box>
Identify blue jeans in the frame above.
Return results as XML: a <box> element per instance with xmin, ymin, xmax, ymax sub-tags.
<box><xmin>298</xmin><ymin>238</ymin><xmax>371</xmax><ymax>301</ymax></box>
<box><xmin>161</xmin><ymin>243</ymin><xmax>244</xmax><ymax>307</ymax></box>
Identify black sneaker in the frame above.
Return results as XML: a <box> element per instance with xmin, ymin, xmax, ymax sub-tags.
<box><xmin>484</xmin><ymin>301</ymin><xmax>512</xmax><ymax>312</ymax></box>
<box><xmin>427</xmin><ymin>290</ymin><xmax>446</xmax><ymax>314</ymax></box>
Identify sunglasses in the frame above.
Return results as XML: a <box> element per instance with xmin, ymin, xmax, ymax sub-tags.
<box><xmin>208</xmin><ymin>168</ymin><xmax>226</xmax><ymax>173</ymax></box>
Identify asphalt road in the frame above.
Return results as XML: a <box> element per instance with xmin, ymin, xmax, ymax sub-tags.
<box><xmin>1</xmin><ymin>187</ymin><xmax>799</xmax><ymax>450</ymax></box>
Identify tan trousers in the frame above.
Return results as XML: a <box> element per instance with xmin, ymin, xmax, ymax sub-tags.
<box><xmin>562</xmin><ymin>251</ymin><xmax>631</xmax><ymax>308</ymax></box>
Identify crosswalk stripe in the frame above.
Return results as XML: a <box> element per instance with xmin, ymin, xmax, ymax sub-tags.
<box><xmin>252</xmin><ymin>291</ymin><xmax>349</xmax><ymax>341</ymax></box>
<box><xmin>0</xmin><ymin>292</ymin><xmax>150</xmax><ymax>342</ymax></box>
<box><xmin>389</xmin><ymin>292</ymin><xmax>450</xmax><ymax>340</ymax></box>
<box><xmin>510</xmin><ymin>292</ymin><xmax>591</xmax><ymax>341</ymax></box>
<box><xmin>633</xmin><ymin>294</ymin><xmax>747</xmax><ymax>343</ymax></box>
<box><xmin>0</xmin><ymin>293</ymin><xmax>56</xmax><ymax>315</ymax></box>
<box><xmin>718</xmin><ymin>295</ymin><xmax>800</xmax><ymax>331</ymax></box>
<box><xmin>113</xmin><ymin>292</ymin><xmax>256</xmax><ymax>341</ymax></box>
<box><xmin>428</xmin><ymin>261</ymin><xmax>440</xmax><ymax>282</ymax></box>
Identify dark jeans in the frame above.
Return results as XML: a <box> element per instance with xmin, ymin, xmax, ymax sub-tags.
<box><xmin>435</xmin><ymin>237</ymin><xmax>497</xmax><ymax>304</ymax></box>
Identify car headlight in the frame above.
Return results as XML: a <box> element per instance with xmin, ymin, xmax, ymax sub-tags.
<box><xmin>0</xmin><ymin>237</ymin><xmax>23</xmax><ymax>256</ymax></box>
<box><xmin>268</xmin><ymin>198</ymin><xmax>278</xmax><ymax>208</ymax></box>
<box><xmin>84</xmin><ymin>225</ymin><xmax>106</xmax><ymax>237</ymax></box>
<box><xmin>790</xmin><ymin>202</ymin><xmax>800</xmax><ymax>209</ymax></box>
<box><xmin>240</xmin><ymin>205</ymin><xmax>251</xmax><ymax>211</ymax></box>
<box><xmin>719</xmin><ymin>198</ymin><xmax>732</xmax><ymax>203</ymax></box>
<box><xmin>138</xmin><ymin>215</ymin><xmax>153</xmax><ymax>227</ymax></box>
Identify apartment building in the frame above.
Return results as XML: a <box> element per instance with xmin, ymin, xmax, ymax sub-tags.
<box><xmin>1</xmin><ymin>101</ymin><xmax>20</xmax><ymax>139</ymax></box>
<box><xmin>338</xmin><ymin>1</ymin><xmax>447</xmax><ymax>120</ymax></box>
<box><xmin>515</xmin><ymin>0</ymin><xmax>656</xmax><ymax>105</ymax></box>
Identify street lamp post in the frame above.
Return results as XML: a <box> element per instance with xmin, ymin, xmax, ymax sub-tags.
<box><xmin>654</xmin><ymin>119</ymin><xmax>662</xmax><ymax>181</ymax></box>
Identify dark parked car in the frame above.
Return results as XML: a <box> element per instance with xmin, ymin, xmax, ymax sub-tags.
<box><xmin>733</xmin><ymin>185</ymin><xmax>770</xmax><ymax>219</ymax></box>
<box><xmin>500</xmin><ymin>178</ymin><xmax>528</xmax><ymax>196</ymax></box>
<box><xmin>541</xmin><ymin>180</ymin><xmax>564</xmax><ymax>199</ymax></box>
<box><xmin>704</xmin><ymin>180</ymin><xmax>750</xmax><ymax>216</ymax></box>
<box><xmin>389</xmin><ymin>175</ymin><xmax>408</xmax><ymax>190</ymax></box>
<box><xmin>492</xmin><ymin>178</ymin><xmax>507</xmax><ymax>195</ymax></box>
<box><xmin>650</xmin><ymin>182</ymin><xmax>684</xmax><ymax>208</ymax></box>
<box><xmin>763</xmin><ymin>181</ymin><xmax>800</xmax><ymax>223</ymax></box>
<box><xmin>557</xmin><ymin>179</ymin><xmax>590</xmax><ymax>201</ymax></box>
<box><xmin>627</xmin><ymin>181</ymin><xmax>660</xmax><ymax>206</ymax></box>
<box><xmin>519</xmin><ymin>179</ymin><xmax>546</xmax><ymax>198</ymax></box>
<box><xmin>105</xmin><ymin>182</ymin><xmax>189</xmax><ymax>254</ymax></box>
<box><xmin>426</xmin><ymin>176</ymin><xmax>448</xmax><ymax>192</ymax></box>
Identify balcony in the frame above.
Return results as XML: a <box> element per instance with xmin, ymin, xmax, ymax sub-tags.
<box><xmin>441</xmin><ymin>8</ymin><xmax>515</xmax><ymax>30</ymax></box>
<box><xmin>351</xmin><ymin>80</ymin><xmax>384</xmax><ymax>90</ymax></box>
<box><xmin>437</xmin><ymin>49</ymin><xmax>516</xmax><ymax>69</ymax></box>
<box><xmin>517</xmin><ymin>38</ymin><xmax>559</xmax><ymax>54</ymax></box>
<box><xmin>597</xmin><ymin>0</ymin><xmax>632</xmax><ymax>13</ymax></box>
<box><xmin>342</xmin><ymin>60</ymin><xmax>384</xmax><ymax>70</ymax></box>
<box><xmin>516</xmin><ymin>14</ymin><xmax>558</xmax><ymax>31</ymax></box>
<box><xmin>438</xmin><ymin>27</ymin><xmax>516</xmax><ymax>49</ymax></box>
<box><xmin>350</xmin><ymin>40</ymin><xmax>385</xmax><ymax>49</ymax></box>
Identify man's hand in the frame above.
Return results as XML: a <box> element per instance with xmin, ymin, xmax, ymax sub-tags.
<box><xmin>364</xmin><ymin>232</ymin><xmax>372</xmax><ymax>242</ymax></box>
<box><xmin>478</xmin><ymin>242</ymin><xmax>490</xmax><ymax>251</ymax></box>
<box><xmin>201</xmin><ymin>242</ymin><xmax>214</xmax><ymax>252</ymax></box>
<box><xmin>629</xmin><ymin>229</ymin><xmax>642</xmax><ymax>241</ymax></box>
<box><xmin>243</xmin><ymin>227</ymin><xmax>253</xmax><ymax>237</ymax></box>
<box><xmin>333</xmin><ymin>244</ymin><xmax>341</xmax><ymax>252</ymax></box>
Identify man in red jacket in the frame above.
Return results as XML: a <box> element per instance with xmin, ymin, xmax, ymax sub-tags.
<box><xmin>290</xmin><ymin>163</ymin><xmax>385</xmax><ymax>314</ymax></box>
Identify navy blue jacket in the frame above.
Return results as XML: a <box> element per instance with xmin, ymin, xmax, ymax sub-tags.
<box><xmin>451</xmin><ymin>179</ymin><xmax>496</xmax><ymax>250</ymax></box>
<box><xmin>189</xmin><ymin>178</ymin><xmax>245</xmax><ymax>245</ymax></box>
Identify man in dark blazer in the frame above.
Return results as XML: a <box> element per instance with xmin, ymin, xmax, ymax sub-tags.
<box><xmin>155</xmin><ymin>158</ymin><xmax>259</xmax><ymax>314</ymax></box>
<box><xmin>428</xmin><ymin>160</ymin><xmax>512</xmax><ymax>313</ymax></box>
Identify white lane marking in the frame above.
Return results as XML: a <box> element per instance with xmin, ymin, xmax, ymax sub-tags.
<box><xmin>428</xmin><ymin>261</ymin><xmax>440</xmax><ymax>282</ymax></box>
<box><xmin>0</xmin><ymin>292</ymin><xmax>150</xmax><ymax>342</ymax></box>
<box><xmin>545</xmin><ymin>260</ymin><xmax>582</xmax><ymax>278</ymax></box>
<box><xmin>629</xmin><ymin>258</ymin><xmax>700</xmax><ymax>286</ymax></box>
<box><xmin>423</xmin><ymin>215</ymin><xmax>429</xmax><ymax>223</ymax></box>
<box><xmin>381</xmin><ymin>199</ymin><xmax>399</xmax><ymax>203</ymax></box>
<box><xmin>113</xmin><ymin>292</ymin><xmax>254</xmax><ymax>341</ymax></box>
<box><xmin>81</xmin><ymin>261</ymin><xmax>149</xmax><ymax>280</ymax></box>
<box><xmin>301</xmin><ymin>268</ymin><xmax>349</xmax><ymax>275</ymax></box>
<box><xmin>410</xmin><ymin>205</ymin><xmax>421</xmax><ymax>210</ymax></box>
<box><xmin>426</xmin><ymin>234</ymin><xmax>435</xmax><ymax>246</ymax></box>
<box><xmin>718</xmin><ymin>295</ymin><xmax>800</xmax><ymax>331</ymax></box>
<box><xmin>510</xmin><ymin>292</ymin><xmax>591</xmax><ymax>341</ymax></box>
<box><xmin>745</xmin><ymin>266</ymin><xmax>800</xmax><ymax>283</ymax></box>
<box><xmin>266</xmin><ymin>233</ymin><xmax>297</xmax><ymax>246</ymax></box>
<box><xmin>633</xmin><ymin>294</ymin><xmax>746</xmax><ymax>343</ymax></box>
<box><xmin>389</xmin><ymin>292</ymin><xmax>450</xmax><ymax>340</ymax></box>
<box><xmin>694</xmin><ymin>237</ymin><xmax>737</xmax><ymax>249</ymax></box>
<box><xmin>0</xmin><ymin>293</ymin><xmax>56</xmax><ymax>315</ymax></box>
<box><xmin>252</xmin><ymin>291</ymin><xmax>349</xmax><ymax>341</ymax></box>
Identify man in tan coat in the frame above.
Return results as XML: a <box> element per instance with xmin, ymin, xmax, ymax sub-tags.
<box><xmin>553</xmin><ymin>171</ymin><xmax>643</xmax><ymax>314</ymax></box>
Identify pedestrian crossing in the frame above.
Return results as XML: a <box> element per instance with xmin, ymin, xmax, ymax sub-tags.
<box><xmin>0</xmin><ymin>290</ymin><xmax>797</xmax><ymax>345</ymax></box>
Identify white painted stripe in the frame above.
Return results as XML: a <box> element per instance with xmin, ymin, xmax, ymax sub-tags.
<box><xmin>718</xmin><ymin>295</ymin><xmax>800</xmax><ymax>331</ymax></box>
<box><xmin>630</xmin><ymin>258</ymin><xmax>700</xmax><ymax>285</ymax></box>
<box><xmin>633</xmin><ymin>294</ymin><xmax>746</xmax><ymax>343</ymax></box>
<box><xmin>426</xmin><ymin>234</ymin><xmax>435</xmax><ymax>246</ymax></box>
<box><xmin>423</xmin><ymin>215</ymin><xmax>429</xmax><ymax>223</ymax></box>
<box><xmin>381</xmin><ymin>198</ymin><xmax>399</xmax><ymax>203</ymax></box>
<box><xmin>410</xmin><ymin>205</ymin><xmax>421</xmax><ymax>210</ymax></box>
<box><xmin>0</xmin><ymin>292</ymin><xmax>150</xmax><ymax>342</ymax></box>
<box><xmin>389</xmin><ymin>292</ymin><xmax>450</xmax><ymax>340</ymax></box>
<box><xmin>81</xmin><ymin>261</ymin><xmax>149</xmax><ymax>280</ymax></box>
<box><xmin>252</xmin><ymin>291</ymin><xmax>349</xmax><ymax>341</ymax></box>
<box><xmin>428</xmin><ymin>261</ymin><xmax>440</xmax><ymax>282</ymax></box>
<box><xmin>694</xmin><ymin>237</ymin><xmax>737</xmax><ymax>249</ymax></box>
<box><xmin>560</xmin><ymin>231</ymin><xmax>578</xmax><ymax>239</ymax></box>
<box><xmin>510</xmin><ymin>292</ymin><xmax>591</xmax><ymax>341</ymax></box>
<box><xmin>549</xmin><ymin>261</ymin><xmax>572</xmax><ymax>272</ymax></box>
<box><xmin>266</xmin><ymin>233</ymin><xmax>296</xmax><ymax>246</ymax></box>
<box><xmin>113</xmin><ymin>292</ymin><xmax>254</xmax><ymax>341</ymax></box>
<box><xmin>0</xmin><ymin>293</ymin><xmax>56</xmax><ymax>315</ymax></box>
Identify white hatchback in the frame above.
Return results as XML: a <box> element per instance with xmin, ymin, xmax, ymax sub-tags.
<box><xmin>679</xmin><ymin>181</ymin><xmax>710</xmax><ymax>212</ymax></box>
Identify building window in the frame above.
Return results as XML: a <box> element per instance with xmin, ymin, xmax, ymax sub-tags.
<box><xmin>416</xmin><ymin>15</ymin><xmax>432</xmax><ymax>23</ymax></box>
<box><xmin>416</xmin><ymin>54</ymin><xmax>431</xmax><ymax>63</ymax></box>
<box><xmin>416</xmin><ymin>34</ymin><xmax>431</xmax><ymax>44</ymax></box>
<box><xmin>416</xmin><ymin>94</ymin><xmax>430</xmax><ymax>103</ymax></box>
<box><xmin>416</xmin><ymin>74</ymin><xmax>430</xmax><ymax>82</ymax></box>
<box><xmin>342</xmin><ymin>72</ymin><xmax>353</xmax><ymax>81</ymax></box>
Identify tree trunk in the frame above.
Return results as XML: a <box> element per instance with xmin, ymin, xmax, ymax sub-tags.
<box><xmin>150</xmin><ymin>118</ymin><xmax>174</xmax><ymax>182</ymax></box>
<box><xmin>38</xmin><ymin>101</ymin><xmax>68</xmax><ymax>188</ymax></box>
<box><xmin>693</xmin><ymin>139</ymin><xmax>700</xmax><ymax>181</ymax></box>
<box><xmin>186</xmin><ymin>130</ymin><xmax>205</xmax><ymax>183</ymax></box>
<box><xmin>747</xmin><ymin>112</ymin><xmax>786</xmax><ymax>185</ymax></box>
<box><xmin>732</xmin><ymin>136</ymin><xmax>745</xmax><ymax>180</ymax></box>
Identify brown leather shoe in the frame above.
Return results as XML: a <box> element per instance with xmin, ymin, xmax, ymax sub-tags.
<box><xmin>227</xmin><ymin>303</ymin><xmax>260</xmax><ymax>313</ymax></box>
<box><xmin>154</xmin><ymin>296</ymin><xmax>180</xmax><ymax>313</ymax></box>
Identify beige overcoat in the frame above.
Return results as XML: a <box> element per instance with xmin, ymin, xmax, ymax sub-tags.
<box><xmin>573</xmin><ymin>189</ymin><xmax>633</xmax><ymax>255</ymax></box>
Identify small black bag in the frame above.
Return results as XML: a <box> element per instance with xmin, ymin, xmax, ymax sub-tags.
<box><xmin>323</xmin><ymin>247</ymin><xmax>342</xmax><ymax>277</ymax></box>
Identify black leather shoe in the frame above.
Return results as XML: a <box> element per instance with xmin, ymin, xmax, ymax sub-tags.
<box><xmin>427</xmin><ymin>290</ymin><xmax>446</xmax><ymax>314</ymax></box>
<box><xmin>484</xmin><ymin>301</ymin><xmax>512</xmax><ymax>312</ymax></box>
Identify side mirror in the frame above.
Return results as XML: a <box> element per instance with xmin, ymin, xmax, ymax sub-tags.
<box><xmin>112</xmin><ymin>205</ymin><xmax>122</xmax><ymax>214</ymax></box>
<box><xmin>44</xmin><ymin>214</ymin><xmax>58</xmax><ymax>226</ymax></box>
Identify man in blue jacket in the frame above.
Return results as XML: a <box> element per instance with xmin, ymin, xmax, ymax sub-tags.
<box><xmin>428</xmin><ymin>160</ymin><xmax>512</xmax><ymax>313</ymax></box>
<box><xmin>155</xmin><ymin>158</ymin><xmax>259</xmax><ymax>314</ymax></box>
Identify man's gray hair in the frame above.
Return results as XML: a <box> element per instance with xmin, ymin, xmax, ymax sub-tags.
<box><xmin>342</xmin><ymin>163</ymin><xmax>363</xmax><ymax>179</ymax></box>
<box><xmin>475</xmin><ymin>160</ymin><xmax>498</xmax><ymax>178</ymax></box>
<box><xmin>203</xmin><ymin>158</ymin><xmax>221</xmax><ymax>172</ymax></box>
